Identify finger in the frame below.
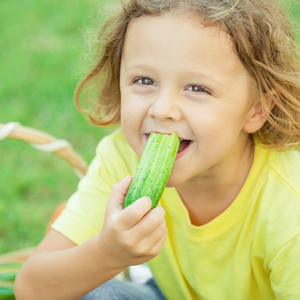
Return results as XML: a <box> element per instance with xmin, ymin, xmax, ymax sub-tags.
<box><xmin>129</xmin><ymin>206</ymin><xmax>166</xmax><ymax>238</ymax></box>
<box><xmin>141</xmin><ymin>216</ymin><xmax>167</xmax><ymax>247</ymax></box>
<box><xmin>118</xmin><ymin>197</ymin><xmax>152</xmax><ymax>229</ymax></box>
<box><xmin>148</xmin><ymin>227</ymin><xmax>168</xmax><ymax>256</ymax></box>
<box><xmin>134</xmin><ymin>222</ymin><xmax>168</xmax><ymax>259</ymax></box>
<box><xmin>106</xmin><ymin>175</ymin><xmax>132</xmax><ymax>215</ymax></box>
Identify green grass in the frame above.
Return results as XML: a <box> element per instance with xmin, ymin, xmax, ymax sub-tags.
<box><xmin>280</xmin><ymin>0</ymin><xmax>300</xmax><ymax>42</ymax></box>
<box><xmin>0</xmin><ymin>0</ymin><xmax>113</xmax><ymax>254</ymax></box>
<box><xmin>0</xmin><ymin>0</ymin><xmax>299</xmax><ymax>255</ymax></box>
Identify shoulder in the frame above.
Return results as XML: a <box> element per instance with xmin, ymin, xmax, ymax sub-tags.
<box><xmin>96</xmin><ymin>127</ymin><xmax>129</xmax><ymax>153</ymax></box>
<box><xmin>252</xmin><ymin>146</ymin><xmax>300</xmax><ymax>258</ymax></box>
<box><xmin>255</xmin><ymin>145</ymin><xmax>300</xmax><ymax>218</ymax></box>
<box><xmin>266</xmin><ymin>149</ymin><xmax>300</xmax><ymax>200</ymax></box>
<box><xmin>94</xmin><ymin>127</ymin><xmax>139</xmax><ymax>176</ymax></box>
<box><xmin>96</xmin><ymin>128</ymin><xmax>136</xmax><ymax>158</ymax></box>
<box><xmin>253</xmin><ymin>142</ymin><xmax>300</xmax><ymax>200</ymax></box>
<box><xmin>250</xmin><ymin>148</ymin><xmax>300</xmax><ymax>296</ymax></box>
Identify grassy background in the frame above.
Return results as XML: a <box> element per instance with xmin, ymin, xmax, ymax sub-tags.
<box><xmin>0</xmin><ymin>0</ymin><xmax>113</xmax><ymax>254</ymax></box>
<box><xmin>0</xmin><ymin>0</ymin><xmax>299</xmax><ymax>254</ymax></box>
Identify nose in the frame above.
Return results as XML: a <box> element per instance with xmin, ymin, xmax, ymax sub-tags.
<box><xmin>148</xmin><ymin>91</ymin><xmax>182</xmax><ymax>122</ymax></box>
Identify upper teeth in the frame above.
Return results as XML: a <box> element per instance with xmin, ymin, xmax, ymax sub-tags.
<box><xmin>180</xmin><ymin>139</ymin><xmax>183</xmax><ymax>141</ymax></box>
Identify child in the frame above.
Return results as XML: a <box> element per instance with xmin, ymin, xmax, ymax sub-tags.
<box><xmin>15</xmin><ymin>0</ymin><xmax>300</xmax><ymax>299</ymax></box>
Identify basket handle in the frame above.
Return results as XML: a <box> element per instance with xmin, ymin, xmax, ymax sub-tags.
<box><xmin>0</xmin><ymin>122</ymin><xmax>89</xmax><ymax>178</ymax></box>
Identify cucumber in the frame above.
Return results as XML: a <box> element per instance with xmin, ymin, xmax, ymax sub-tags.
<box><xmin>124</xmin><ymin>132</ymin><xmax>179</xmax><ymax>209</ymax></box>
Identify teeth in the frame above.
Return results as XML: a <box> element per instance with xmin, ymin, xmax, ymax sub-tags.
<box><xmin>180</xmin><ymin>139</ymin><xmax>183</xmax><ymax>142</ymax></box>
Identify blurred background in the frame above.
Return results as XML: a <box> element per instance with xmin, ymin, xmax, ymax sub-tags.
<box><xmin>0</xmin><ymin>0</ymin><xmax>113</xmax><ymax>254</ymax></box>
<box><xmin>0</xmin><ymin>0</ymin><xmax>299</xmax><ymax>254</ymax></box>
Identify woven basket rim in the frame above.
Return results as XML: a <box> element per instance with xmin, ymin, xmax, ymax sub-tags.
<box><xmin>0</xmin><ymin>122</ymin><xmax>89</xmax><ymax>177</ymax></box>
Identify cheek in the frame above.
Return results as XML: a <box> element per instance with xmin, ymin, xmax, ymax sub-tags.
<box><xmin>121</xmin><ymin>93</ymin><xmax>142</xmax><ymax>115</ymax></box>
<box><xmin>120</xmin><ymin>99</ymin><xmax>145</xmax><ymax>156</ymax></box>
<box><xmin>121</xmin><ymin>100</ymin><xmax>140</xmax><ymax>127</ymax></box>
<box><xmin>122</xmin><ymin>95</ymin><xmax>151</xmax><ymax>128</ymax></box>
<box><xmin>189</xmin><ymin>108</ymin><xmax>247</xmax><ymax>146</ymax></box>
<box><xmin>120</xmin><ymin>97</ymin><xmax>135</xmax><ymax>125</ymax></box>
<box><xmin>120</xmin><ymin>100</ymin><xmax>133</xmax><ymax>136</ymax></box>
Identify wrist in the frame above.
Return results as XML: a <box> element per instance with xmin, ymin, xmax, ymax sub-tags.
<box><xmin>93</xmin><ymin>234</ymin><xmax>127</xmax><ymax>274</ymax></box>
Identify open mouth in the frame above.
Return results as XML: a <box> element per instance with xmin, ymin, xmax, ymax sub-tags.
<box><xmin>178</xmin><ymin>138</ymin><xmax>192</xmax><ymax>153</ymax></box>
<box><xmin>145</xmin><ymin>133</ymin><xmax>192</xmax><ymax>154</ymax></box>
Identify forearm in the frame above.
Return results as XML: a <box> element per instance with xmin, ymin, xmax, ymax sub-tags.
<box><xmin>14</xmin><ymin>236</ymin><xmax>124</xmax><ymax>300</ymax></box>
<box><xmin>14</xmin><ymin>176</ymin><xmax>167</xmax><ymax>300</ymax></box>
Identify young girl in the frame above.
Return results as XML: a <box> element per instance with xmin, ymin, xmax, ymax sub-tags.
<box><xmin>15</xmin><ymin>0</ymin><xmax>300</xmax><ymax>299</ymax></box>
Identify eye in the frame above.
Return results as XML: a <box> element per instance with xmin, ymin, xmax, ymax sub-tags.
<box><xmin>186</xmin><ymin>85</ymin><xmax>211</xmax><ymax>94</ymax></box>
<box><xmin>133</xmin><ymin>77</ymin><xmax>156</xmax><ymax>86</ymax></box>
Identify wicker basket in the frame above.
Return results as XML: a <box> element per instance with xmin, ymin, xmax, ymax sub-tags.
<box><xmin>0</xmin><ymin>122</ymin><xmax>88</xmax><ymax>177</ymax></box>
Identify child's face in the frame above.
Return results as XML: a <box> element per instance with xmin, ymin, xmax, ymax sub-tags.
<box><xmin>120</xmin><ymin>12</ymin><xmax>259</xmax><ymax>186</ymax></box>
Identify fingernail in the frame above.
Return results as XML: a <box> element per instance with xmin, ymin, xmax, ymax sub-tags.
<box><xmin>144</xmin><ymin>197</ymin><xmax>152</xmax><ymax>206</ymax></box>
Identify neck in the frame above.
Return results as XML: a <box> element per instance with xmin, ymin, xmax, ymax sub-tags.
<box><xmin>176</xmin><ymin>136</ymin><xmax>255</xmax><ymax>226</ymax></box>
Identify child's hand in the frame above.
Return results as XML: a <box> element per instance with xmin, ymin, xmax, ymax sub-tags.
<box><xmin>97</xmin><ymin>175</ymin><xmax>168</xmax><ymax>270</ymax></box>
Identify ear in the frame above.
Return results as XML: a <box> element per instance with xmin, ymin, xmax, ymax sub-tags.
<box><xmin>243</xmin><ymin>94</ymin><xmax>275</xmax><ymax>134</ymax></box>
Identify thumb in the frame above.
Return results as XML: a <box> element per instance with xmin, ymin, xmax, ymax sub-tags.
<box><xmin>106</xmin><ymin>175</ymin><xmax>132</xmax><ymax>214</ymax></box>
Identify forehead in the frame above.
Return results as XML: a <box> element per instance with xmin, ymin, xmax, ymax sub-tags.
<box><xmin>121</xmin><ymin>12</ymin><xmax>246</xmax><ymax>78</ymax></box>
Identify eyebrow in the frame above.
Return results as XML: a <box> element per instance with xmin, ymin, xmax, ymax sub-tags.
<box><xmin>124</xmin><ymin>64</ymin><xmax>150</xmax><ymax>72</ymax></box>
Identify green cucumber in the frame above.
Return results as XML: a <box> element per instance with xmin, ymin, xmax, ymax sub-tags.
<box><xmin>124</xmin><ymin>132</ymin><xmax>179</xmax><ymax>209</ymax></box>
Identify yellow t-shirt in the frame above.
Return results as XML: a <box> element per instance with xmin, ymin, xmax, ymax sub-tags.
<box><xmin>52</xmin><ymin>129</ymin><xmax>300</xmax><ymax>300</ymax></box>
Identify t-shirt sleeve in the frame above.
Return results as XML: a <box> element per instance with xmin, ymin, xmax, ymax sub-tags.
<box><xmin>269</xmin><ymin>233</ymin><xmax>300</xmax><ymax>299</ymax></box>
<box><xmin>51</xmin><ymin>131</ymin><xmax>138</xmax><ymax>245</ymax></box>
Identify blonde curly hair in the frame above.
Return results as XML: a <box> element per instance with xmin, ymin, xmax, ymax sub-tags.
<box><xmin>75</xmin><ymin>0</ymin><xmax>300</xmax><ymax>151</ymax></box>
